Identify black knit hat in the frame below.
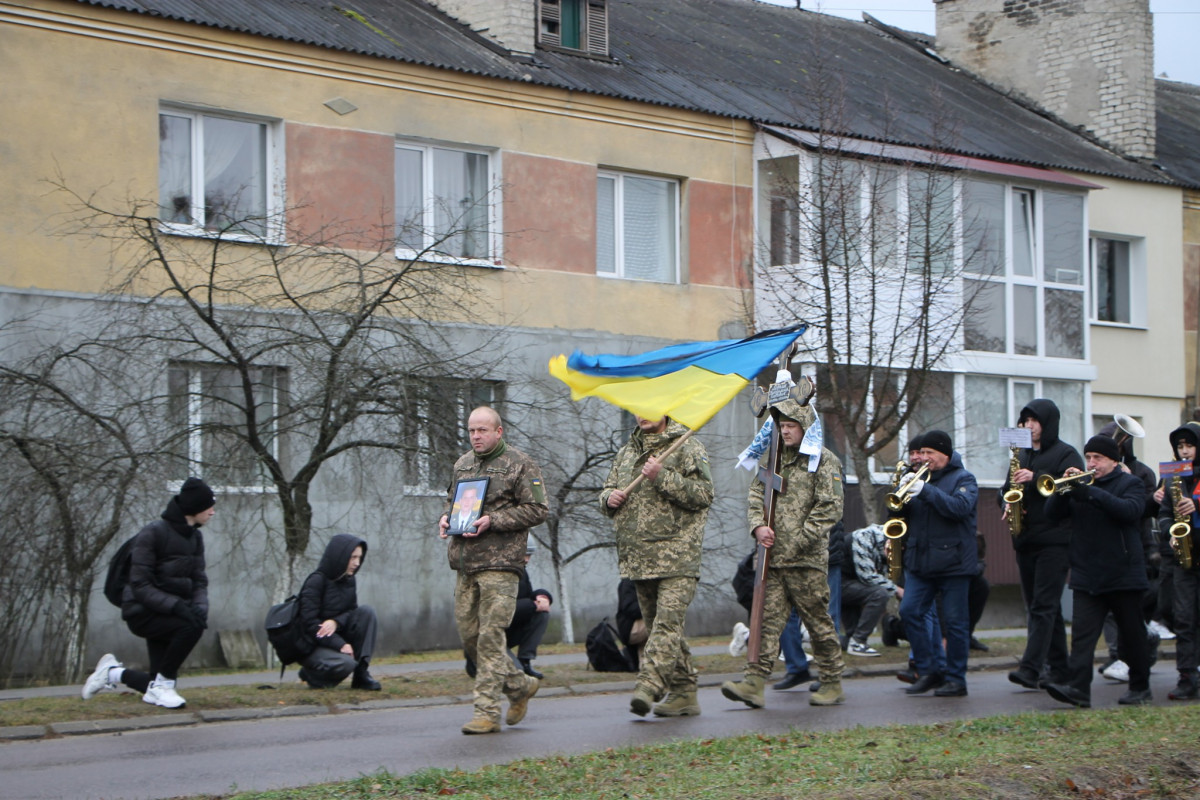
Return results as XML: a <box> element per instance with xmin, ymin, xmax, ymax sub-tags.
<box><xmin>923</xmin><ymin>430</ymin><xmax>953</xmax><ymax>457</ymax></box>
<box><xmin>905</xmin><ymin>433</ymin><xmax>925</xmax><ymax>453</ymax></box>
<box><xmin>175</xmin><ymin>477</ymin><xmax>216</xmax><ymax>516</ymax></box>
<box><xmin>1083</xmin><ymin>435</ymin><xmax>1121</xmax><ymax>463</ymax></box>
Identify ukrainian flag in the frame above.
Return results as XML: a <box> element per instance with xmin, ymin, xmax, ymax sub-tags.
<box><xmin>548</xmin><ymin>325</ymin><xmax>806</xmax><ymax>430</ymax></box>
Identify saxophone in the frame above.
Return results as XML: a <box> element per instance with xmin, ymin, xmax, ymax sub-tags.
<box><xmin>883</xmin><ymin>460</ymin><xmax>908</xmax><ymax>583</ymax></box>
<box><xmin>1003</xmin><ymin>445</ymin><xmax>1024</xmax><ymax>537</ymax></box>
<box><xmin>1169</xmin><ymin>477</ymin><xmax>1193</xmax><ymax>570</ymax></box>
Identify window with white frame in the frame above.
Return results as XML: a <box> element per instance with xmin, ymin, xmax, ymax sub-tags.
<box><xmin>168</xmin><ymin>363</ymin><xmax>285</xmax><ymax>491</ymax></box>
<box><xmin>400</xmin><ymin>378</ymin><xmax>504</xmax><ymax>491</ymax></box>
<box><xmin>1090</xmin><ymin>234</ymin><xmax>1145</xmax><ymax>326</ymax></box>
<box><xmin>596</xmin><ymin>171</ymin><xmax>679</xmax><ymax>283</ymax></box>
<box><xmin>962</xmin><ymin>182</ymin><xmax>1087</xmax><ymax>359</ymax></box>
<box><xmin>158</xmin><ymin>108</ymin><xmax>276</xmax><ymax>238</ymax></box>
<box><xmin>962</xmin><ymin>374</ymin><xmax>1085</xmax><ymax>483</ymax></box>
<box><xmin>394</xmin><ymin>142</ymin><xmax>493</xmax><ymax>262</ymax></box>
<box><xmin>538</xmin><ymin>0</ymin><xmax>608</xmax><ymax>56</ymax></box>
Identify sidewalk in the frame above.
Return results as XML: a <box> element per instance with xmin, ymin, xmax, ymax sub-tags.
<box><xmin>0</xmin><ymin>627</ymin><xmax>1161</xmax><ymax>742</ymax></box>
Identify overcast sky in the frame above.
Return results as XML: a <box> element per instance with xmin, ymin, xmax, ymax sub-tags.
<box><xmin>758</xmin><ymin>0</ymin><xmax>1200</xmax><ymax>86</ymax></box>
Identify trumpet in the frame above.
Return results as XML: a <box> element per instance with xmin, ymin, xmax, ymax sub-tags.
<box><xmin>882</xmin><ymin>517</ymin><xmax>906</xmax><ymax>583</ymax></box>
<box><xmin>1036</xmin><ymin>470</ymin><xmax>1096</xmax><ymax>497</ymax></box>
<box><xmin>885</xmin><ymin>464</ymin><xmax>930</xmax><ymax>512</ymax></box>
<box><xmin>1003</xmin><ymin>445</ymin><xmax>1024</xmax><ymax>537</ymax></box>
<box><xmin>1169</xmin><ymin>476</ymin><xmax>1193</xmax><ymax>570</ymax></box>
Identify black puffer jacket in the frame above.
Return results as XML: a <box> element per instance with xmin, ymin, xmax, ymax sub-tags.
<box><xmin>298</xmin><ymin>533</ymin><xmax>367</xmax><ymax>653</ymax></box>
<box><xmin>1046</xmin><ymin>468</ymin><xmax>1147</xmax><ymax>595</ymax></box>
<box><xmin>1009</xmin><ymin>399</ymin><xmax>1084</xmax><ymax>551</ymax></box>
<box><xmin>122</xmin><ymin>499</ymin><xmax>208</xmax><ymax>620</ymax></box>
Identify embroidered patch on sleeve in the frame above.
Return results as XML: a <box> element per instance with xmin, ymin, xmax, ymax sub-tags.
<box><xmin>530</xmin><ymin>478</ymin><xmax>546</xmax><ymax>504</ymax></box>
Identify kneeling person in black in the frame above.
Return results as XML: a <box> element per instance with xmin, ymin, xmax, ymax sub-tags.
<box><xmin>297</xmin><ymin>533</ymin><xmax>380</xmax><ymax>690</ymax></box>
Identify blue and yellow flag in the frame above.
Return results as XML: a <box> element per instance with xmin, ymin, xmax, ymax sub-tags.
<box><xmin>548</xmin><ymin>325</ymin><xmax>806</xmax><ymax>430</ymax></box>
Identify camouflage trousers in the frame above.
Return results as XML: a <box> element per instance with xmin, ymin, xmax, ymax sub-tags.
<box><xmin>746</xmin><ymin>566</ymin><xmax>844</xmax><ymax>684</ymax></box>
<box><xmin>455</xmin><ymin>570</ymin><xmax>529</xmax><ymax>720</ymax></box>
<box><xmin>633</xmin><ymin>575</ymin><xmax>699</xmax><ymax>698</ymax></box>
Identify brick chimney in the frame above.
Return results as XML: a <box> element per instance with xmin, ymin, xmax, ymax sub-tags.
<box><xmin>428</xmin><ymin>0</ymin><xmax>535</xmax><ymax>57</ymax></box>
<box><xmin>934</xmin><ymin>0</ymin><xmax>1155</xmax><ymax>160</ymax></box>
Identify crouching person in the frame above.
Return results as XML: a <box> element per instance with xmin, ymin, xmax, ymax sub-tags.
<box><xmin>297</xmin><ymin>533</ymin><xmax>380</xmax><ymax>690</ymax></box>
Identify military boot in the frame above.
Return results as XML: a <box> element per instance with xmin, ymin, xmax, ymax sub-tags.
<box><xmin>652</xmin><ymin>691</ymin><xmax>701</xmax><ymax>717</ymax></box>
<box><xmin>505</xmin><ymin>675</ymin><xmax>539</xmax><ymax>726</ymax></box>
<box><xmin>630</xmin><ymin>685</ymin><xmax>657</xmax><ymax>717</ymax></box>
<box><xmin>720</xmin><ymin>675</ymin><xmax>765</xmax><ymax>709</ymax></box>
<box><xmin>809</xmin><ymin>679</ymin><xmax>845</xmax><ymax>706</ymax></box>
<box><xmin>461</xmin><ymin>713</ymin><xmax>501</xmax><ymax>735</ymax></box>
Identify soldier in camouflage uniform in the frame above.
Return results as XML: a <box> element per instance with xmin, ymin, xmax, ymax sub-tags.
<box><xmin>721</xmin><ymin>398</ymin><xmax>847</xmax><ymax>709</ymax></box>
<box><xmin>440</xmin><ymin>407</ymin><xmax>548</xmax><ymax>735</ymax></box>
<box><xmin>601</xmin><ymin>416</ymin><xmax>714</xmax><ymax>717</ymax></box>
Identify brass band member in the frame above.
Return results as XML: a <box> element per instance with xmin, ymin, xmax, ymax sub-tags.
<box><xmin>1005</xmin><ymin>400</ymin><xmax>1083</xmax><ymax>692</ymax></box>
<box><xmin>1155</xmin><ymin>422</ymin><xmax>1200</xmax><ymax>700</ymax></box>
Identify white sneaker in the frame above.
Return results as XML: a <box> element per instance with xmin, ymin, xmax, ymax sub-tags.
<box><xmin>729</xmin><ymin>622</ymin><xmax>750</xmax><ymax>656</ymax></box>
<box><xmin>848</xmin><ymin>640</ymin><xmax>881</xmax><ymax>657</ymax></box>
<box><xmin>143</xmin><ymin>678</ymin><xmax>186</xmax><ymax>708</ymax></box>
<box><xmin>1101</xmin><ymin>660</ymin><xmax>1130</xmax><ymax>682</ymax></box>
<box><xmin>800</xmin><ymin>624</ymin><xmax>811</xmax><ymax>645</ymax></box>
<box><xmin>81</xmin><ymin>654</ymin><xmax>122</xmax><ymax>700</ymax></box>
<box><xmin>1148</xmin><ymin>620</ymin><xmax>1176</xmax><ymax>640</ymax></box>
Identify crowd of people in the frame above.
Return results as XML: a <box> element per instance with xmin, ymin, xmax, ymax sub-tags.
<box><xmin>78</xmin><ymin>394</ymin><xmax>1198</xmax><ymax>730</ymax></box>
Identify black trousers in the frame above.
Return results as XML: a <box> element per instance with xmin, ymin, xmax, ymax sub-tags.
<box><xmin>1173</xmin><ymin>566</ymin><xmax>1200</xmax><ymax>674</ymax></box>
<box><xmin>506</xmin><ymin>610</ymin><xmax>550</xmax><ymax>662</ymax></box>
<box><xmin>121</xmin><ymin>612</ymin><xmax>206</xmax><ymax>691</ymax></box>
<box><xmin>1067</xmin><ymin>589</ymin><xmax>1150</xmax><ymax>698</ymax></box>
<box><xmin>1015</xmin><ymin>545</ymin><xmax>1070</xmax><ymax>680</ymax></box>
<box><xmin>299</xmin><ymin>605</ymin><xmax>378</xmax><ymax>688</ymax></box>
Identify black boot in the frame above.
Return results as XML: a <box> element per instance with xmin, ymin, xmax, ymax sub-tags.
<box><xmin>520</xmin><ymin>658</ymin><xmax>544</xmax><ymax>680</ymax></box>
<box><xmin>351</xmin><ymin>660</ymin><xmax>381</xmax><ymax>691</ymax></box>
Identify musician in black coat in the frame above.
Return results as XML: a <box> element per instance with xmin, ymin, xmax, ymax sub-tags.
<box><xmin>297</xmin><ymin>533</ymin><xmax>380</xmax><ymax>690</ymax></box>
<box><xmin>1155</xmin><ymin>422</ymin><xmax>1200</xmax><ymax>700</ymax></box>
<box><xmin>1044</xmin><ymin>436</ymin><xmax>1150</xmax><ymax>708</ymax></box>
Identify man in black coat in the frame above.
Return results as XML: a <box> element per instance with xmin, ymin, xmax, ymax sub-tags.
<box><xmin>1004</xmin><ymin>399</ymin><xmax>1083</xmax><ymax>691</ymax></box>
<box><xmin>1045</xmin><ymin>435</ymin><xmax>1151</xmax><ymax>708</ymax></box>
<box><xmin>296</xmin><ymin>533</ymin><xmax>379</xmax><ymax>690</ymax></box>
<box><xmin>82</xmin><ymin>477</ymin><xmax>214</xmax><ymax>708</ymax></box>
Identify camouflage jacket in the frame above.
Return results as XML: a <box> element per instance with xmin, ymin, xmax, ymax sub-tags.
<box><xmin>748</xmin><ymin>445</ymin><xmax>844</xmax><ymax>571</ymax></box>
<box><xmin>600</xmin><ymin>422</ymin><xmax>714</xmax><ymax>580</ymax></box>
<box><xmin>445</xmin><ymin>440</ymin><xmax>548</xmax><ymax>575</ymax></box>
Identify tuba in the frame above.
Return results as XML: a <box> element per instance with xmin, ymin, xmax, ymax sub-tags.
<box><xmin>1037</xmin><ymin>470</ymin><xmax>1096</xmax><ymax>497</ymax></box>
<box><xmin>1003</xmin><ymin>445</ymin><xmax>1024</xmax><ymax>537</ymax></box>
<box><xmin>1169</xmin><ymin>476</ymin><xmax>1194</xmax><ymax>570</ymax></box>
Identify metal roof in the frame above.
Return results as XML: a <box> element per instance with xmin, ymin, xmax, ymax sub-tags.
<box><xmin>1156</xmin><ymin>81</ymin><xmax>1200</xmax><ymax>189</ymax></box>
<box><xmin>72</xmin><ymin>0</ymin><xmax>1175</xmax><ymax>186</ymax></box>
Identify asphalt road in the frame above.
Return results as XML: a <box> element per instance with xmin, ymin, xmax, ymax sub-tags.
<box><xmin>0</xmin><ymin>666</ymin><xmax>1182</xmax><ymax>800</ymax></box>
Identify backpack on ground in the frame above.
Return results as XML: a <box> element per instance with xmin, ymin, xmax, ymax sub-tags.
<box><xmin>103</xmin><ymin>535</ymin><xmax>138</xmax><ymax>608</ymax></box>
<box><xmin>585</xmin><ymin>616</ymin><xmax>634</xmax><ymax>672</ymax></box>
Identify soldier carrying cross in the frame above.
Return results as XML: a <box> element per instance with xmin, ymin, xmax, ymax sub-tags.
<box><xmin>722</xmin><ymin>355</ymin><xmax>847</xmax><ymax>710</ymax></box>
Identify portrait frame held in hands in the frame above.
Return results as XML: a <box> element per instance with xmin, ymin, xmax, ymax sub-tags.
<box><xmin>448</xmin><ymin>478</ymin><xmax>489</xmax><ymax>535</ymax></box>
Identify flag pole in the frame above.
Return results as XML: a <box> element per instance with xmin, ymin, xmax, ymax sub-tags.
<box><xmin>619</xmin><ymin>428</ymin><xmax>696</xmax><ymax>494</ymax></box>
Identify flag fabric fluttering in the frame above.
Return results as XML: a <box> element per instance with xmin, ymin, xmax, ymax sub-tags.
<box><xmin>548</xmin><ymin>325</ymin><xmax>806</xmax><ymax>431</ymax></box>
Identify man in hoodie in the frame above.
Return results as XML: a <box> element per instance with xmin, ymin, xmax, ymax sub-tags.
<box><xmin>295</xmin><ymin>533</ymin><xmax>379</xmax><ymax>690</ymax></box>
<box><xmin>602</xmin><ymin>414</ymin><xmax>713</xmax><ymax>718</ymax></box>
<box><xmin>1044</xmin><ymin>435</ymin><xmax>1151</xmax><ymax>708</ymax></box>
<box><xmin>441</xmin><ymin>406</ymin><xmax>547</xmax><ymax>735</ymax></box>
<box><xmin>897</xmin><ymin>430</ymin><xmax>978</xmax><ymax>698</ymax></box>
<box><xmin>1155</xmin><ymin>422</ymin><xmax>1200</xmax><ymax>700</ymax></box>
<box><xmin>1003</xmin><ymin>399</ymin><xmax>1083</xmax><ymax>692</ymax></box>
<box><xmin>81</xmin><ymin>477</ymin><xmax>214</xmax><ymax>709</ymax></box>
<box><xmin>720</xmin><ymin>399</ymin><xmax>846</xmax><ymax>710</ymax></box>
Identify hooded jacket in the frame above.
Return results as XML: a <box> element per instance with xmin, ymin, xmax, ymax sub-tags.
<box><xmin>1009</xmin><ymin>399</ymin><xmax>1084</xmax><ymax>551</ymax></box>
<box><xmin>122</xmin><ymin>498</ymin><xmax>208</xmax><ymax>621</ymax></box>
<box><xmin>1046</xmin><ymin>467</ymin><xmax>1147</xmax><ymax>594</ymax></box>
<box><xmin>901</xmin><ymin>451</ymin><xmax>979</xmax><ymax>578</ymax></box>
<box><xmin>1156</xmin><ymin>421</ymin><xmax>1200</xmax><ymax>568</ymax></box>
<box><xmin>298</xmin><ymin>533</ymin><xmax>368</xmax><ymax>654</ymax></box>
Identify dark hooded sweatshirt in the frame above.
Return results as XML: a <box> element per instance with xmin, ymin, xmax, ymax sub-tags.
<box><xmin>298</xmin><ymin>533</ymin><xmax>368</xmax><ymax>654</ymax></box>
<box><xmin>1156</xmin><ymin>422</ymin><xmax>1200</xmax><ymax>569</ymax></box>
<box><xmin>1010</xmin><ymin>399</ymin><xmax>1084</xmax><ymax>552</ymax></box>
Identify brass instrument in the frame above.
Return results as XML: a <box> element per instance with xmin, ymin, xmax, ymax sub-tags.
<box><xmin>1003</xmin><ymin>445</ymin><xmax>1024</xmax><ymax>537</ymax></box>
<box><xmin>1169</xmin><ymin>476</ymin><xmax>1193</xmax><ymax>570</ymax></box>
<box><xmin>885</xmin><ymin>464</ymin><xmax>930</xmax><ymax>512</ymax></box>
<box><xmin>882</xmin><ymin>517</ymin><xmax>906</xmax><ymax>583</ymax></box>
<box><xmin>1113</xmin><ymin>413</ymin><xmax>1146</xmax><ymax>447</ymax></box>
<box><xmin>1036</xmin><ymin>470</ymin><xmax>1096</xmax><ymax>497</ymax></box>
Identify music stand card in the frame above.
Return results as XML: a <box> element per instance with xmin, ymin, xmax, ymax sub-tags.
<box><xmin>999</xmin><ymin>427</ymin><xmax>1033</xmax><ymax>448</ymax></box>
<box><xmin>448</xmin><ymin>477</ymin><xmax>489</xmax><ymax>535</ymax></box>
<box><xmin>1160</xmin><ymin>460</ymin><xmax>1194</xmax><ymax>479</ymax></box>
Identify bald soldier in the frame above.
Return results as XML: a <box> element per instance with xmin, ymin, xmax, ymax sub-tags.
<box><xmin>721</xmin><ymin>398</ymin><xmax>847</xmax><ymax>709</ymax></box>
<box><xmin>440</xmin><ymin>406</ymin><xmax>548</xmax><ymax>735</ymax></box>
<box><xmin>602</xmin><ymin>415</ymin><xmax>714</xmax><ymax>717</ymax></box>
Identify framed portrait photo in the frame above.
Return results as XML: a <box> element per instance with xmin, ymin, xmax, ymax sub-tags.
<box><xmin>447</xmin><ymin>477</ymin><xmax>489</xmax><ymax>535</ymax></box>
